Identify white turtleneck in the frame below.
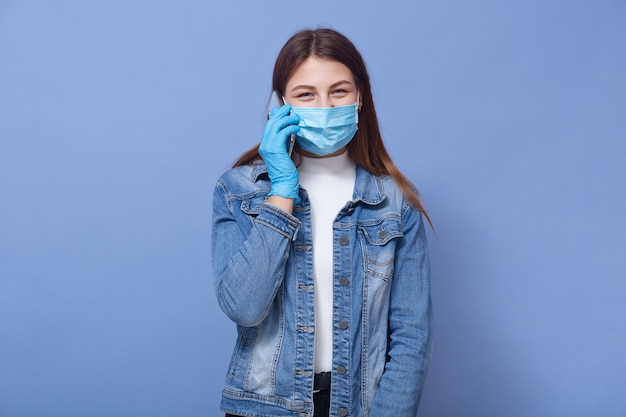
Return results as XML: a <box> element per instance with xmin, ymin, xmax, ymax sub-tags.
<box><xmin>297</xmin><ymin>151</ymin><xmax>357</xmax><ymax>373</ymax></box>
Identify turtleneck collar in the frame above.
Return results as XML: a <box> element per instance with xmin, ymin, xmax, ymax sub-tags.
<box><xmin>297</xmin><ymin>150</ymin><xmax>356</xmax><ymax>176</ymax></box>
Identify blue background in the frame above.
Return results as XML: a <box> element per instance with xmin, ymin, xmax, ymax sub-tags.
<box><xmin>1</xmin><ymin>1</ymin><xmax>625</xmax><ymax>416</ymax></box>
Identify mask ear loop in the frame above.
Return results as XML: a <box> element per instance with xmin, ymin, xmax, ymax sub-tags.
<box><xmin>282</xmin><ymin>95</ymin><xmax>296</xmax><ymax>156</ymax></box>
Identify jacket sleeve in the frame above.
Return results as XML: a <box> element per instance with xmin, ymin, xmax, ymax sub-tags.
<box><xmin>211</xmin><ymin>180</ymin><xmax>300</xmax><ymax>327</ymax></box>
<box><xmin>368</xmin><ymin>206</ymin><xmax>433</xmax><ymax>416</ymax></box>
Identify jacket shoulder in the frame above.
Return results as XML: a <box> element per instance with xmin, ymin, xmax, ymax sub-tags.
<box><xmin>216</xmin><ymin>162</ymin><xmax>270</xmax><ymax>198</ymax></box>
<box><xmin>378</xmin><ymin>175</ymin><xmax>407</xmax><ymax>206</ymax></box>
<box><xmin>375</xmin><ymin>174</ymin><xmax>425</xmax><ymax>221</ymax></box>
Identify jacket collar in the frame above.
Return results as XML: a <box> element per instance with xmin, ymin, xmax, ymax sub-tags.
<box><xmin>251</xmin><ymin>160</ymin><xmax>386</xmax><ymax>206</ymax></box>
<box><xmin>251</xmin><ymin>159</ymin><xmax>269</xmax><ymax>182</ymax></box>
<box><xmin>353</xmin><ymin>165</ymin><xmax>386</xmax><ymax>205</ymax></box>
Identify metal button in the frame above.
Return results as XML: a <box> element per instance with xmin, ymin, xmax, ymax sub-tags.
<box><xmin>337</xmin><ymin>365</ymin><xmax>346</xmax><ymax>375</ymax></box>
<box><xmin>339</xmin><ymin>236</ymin><xmax>349</xmax><ymax>246</ymax></box>
<box><xmin>338</xmin><ymin>320</ymin><xmax>348</xmax><ymax>330</ymax></box>
<box><xmin>339</xmin><ymin>277</ymin><xmax>349</xmax><ymax>286</ymax></box>
<box><xmin>338</xmin><ymin>408</ymin><xmax>348</xmax><ymax>416</ymax></box>
<box><xmin>378</xmin><ymin>229</ymin><xmax>387</xmax><ymax>239</ymax></box>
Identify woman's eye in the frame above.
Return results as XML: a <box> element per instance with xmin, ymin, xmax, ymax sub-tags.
<box><xmin>332</xmin><ymin>89</ymin><xmax>348</xmax><ymax>95</ymax></box>
<box><xmin>297</xmin><ymin>92</ymin><xmax>314</xmax><ymax>98</ymax></box>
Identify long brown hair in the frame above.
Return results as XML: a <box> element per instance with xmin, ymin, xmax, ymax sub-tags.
<box><xmin>233</xmin><ymin>28</ymin><xmax>431</xmax><ymax>227</ymax></box>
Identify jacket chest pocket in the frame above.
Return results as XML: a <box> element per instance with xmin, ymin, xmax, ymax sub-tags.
<box><xmin>240</xmin><ymin>194</ymin><xmax>268</xmax><ymax>218</ymax></box>
<box><xmin>357</xmin><ymin>217</ymin><xmax>403</xmax><ymax>281</ymax></box>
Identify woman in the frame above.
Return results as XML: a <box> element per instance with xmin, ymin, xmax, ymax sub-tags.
<box><xmin>212</xmin><ymin>28</ymin><xmax>432</xmax><ymax>417</ymax></box>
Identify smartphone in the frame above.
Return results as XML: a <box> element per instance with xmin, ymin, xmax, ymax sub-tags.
<box><xmin>267</xmin><ymin>91</ymin><xmax>295</xmax><ymax>157</ymax></box>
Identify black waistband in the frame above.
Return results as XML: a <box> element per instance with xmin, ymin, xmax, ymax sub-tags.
<box><xmin>314</xmin><ymin>372</ymin><xmax>331</xmax><ymax>391</ymax></box>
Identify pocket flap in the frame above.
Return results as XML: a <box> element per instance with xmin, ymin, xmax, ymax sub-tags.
<box><xmin>240</xmin><ymin>193</ymin><xmax>267</xmax><ymax>215</ymax></box>
<box><xmin>358</xmin><ymin>217</ymin><xmax>403</xmax><ymax>245</ymax></box>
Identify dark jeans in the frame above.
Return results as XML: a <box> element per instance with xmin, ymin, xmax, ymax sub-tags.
<box><xmin>226</xmin><ymin>372</ymin><xmax>331</xmax><ymax>417</ymax></box>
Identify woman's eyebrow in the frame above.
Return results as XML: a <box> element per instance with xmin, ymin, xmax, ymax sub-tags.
<box><xmin>290</xmin><ymin>84</ymin><xmax>317</xmax><ymax>92</ymax></box>
<box><xmin>329</xmin><ymin>80</ymin><xmax>353</xmax><ymax>89</ymax></box>
<box><xmin>290</xmin><ymin>80</ymin><xmax>353</xmax><ymax>92</ymax></box>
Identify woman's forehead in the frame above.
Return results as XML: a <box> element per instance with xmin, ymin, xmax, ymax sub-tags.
<box><xmin>286</xmin><ymin>57</ymin><xmax>355</xmax><ymax>88</ymax></box>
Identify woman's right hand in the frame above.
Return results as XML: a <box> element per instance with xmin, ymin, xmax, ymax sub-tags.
<box><xmin>259</xmin><ymin>104</ymin><xmax>301</xmax><ymax>202</ymax></box>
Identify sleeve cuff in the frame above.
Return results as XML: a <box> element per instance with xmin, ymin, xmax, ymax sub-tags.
<box><xmin>254</xmin><ymin>201</ymin><xmax>301</xmax><ymax>240</ymax></box>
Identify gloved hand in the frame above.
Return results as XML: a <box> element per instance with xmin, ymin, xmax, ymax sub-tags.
<box><xmin>259</xmin><ymin>104</ymin><xmax>301</xmax><ymax>202</ymax></box>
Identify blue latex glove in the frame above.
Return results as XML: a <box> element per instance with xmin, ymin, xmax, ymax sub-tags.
<box><xmin>259</xmin><ymin>104</ymin><xmax>301</xmax><ymax>202</ymax></box>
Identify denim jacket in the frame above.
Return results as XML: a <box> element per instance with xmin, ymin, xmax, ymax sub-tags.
<box><xmin>212</xmin><ymin>160</ymin><xmax>432</xmax><ymax>417</ymax></box>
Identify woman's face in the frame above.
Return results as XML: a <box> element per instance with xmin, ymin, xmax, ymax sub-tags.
<box><xmin>284</xmin><ymin>57</ymin><xmax>360</xmax><ymax>108</ymax></box>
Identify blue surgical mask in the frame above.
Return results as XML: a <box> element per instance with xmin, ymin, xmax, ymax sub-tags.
<box><xmin>289</xmin><ymin>98</ymin><xmax>359</xmax><ymax>156</ymax></box>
